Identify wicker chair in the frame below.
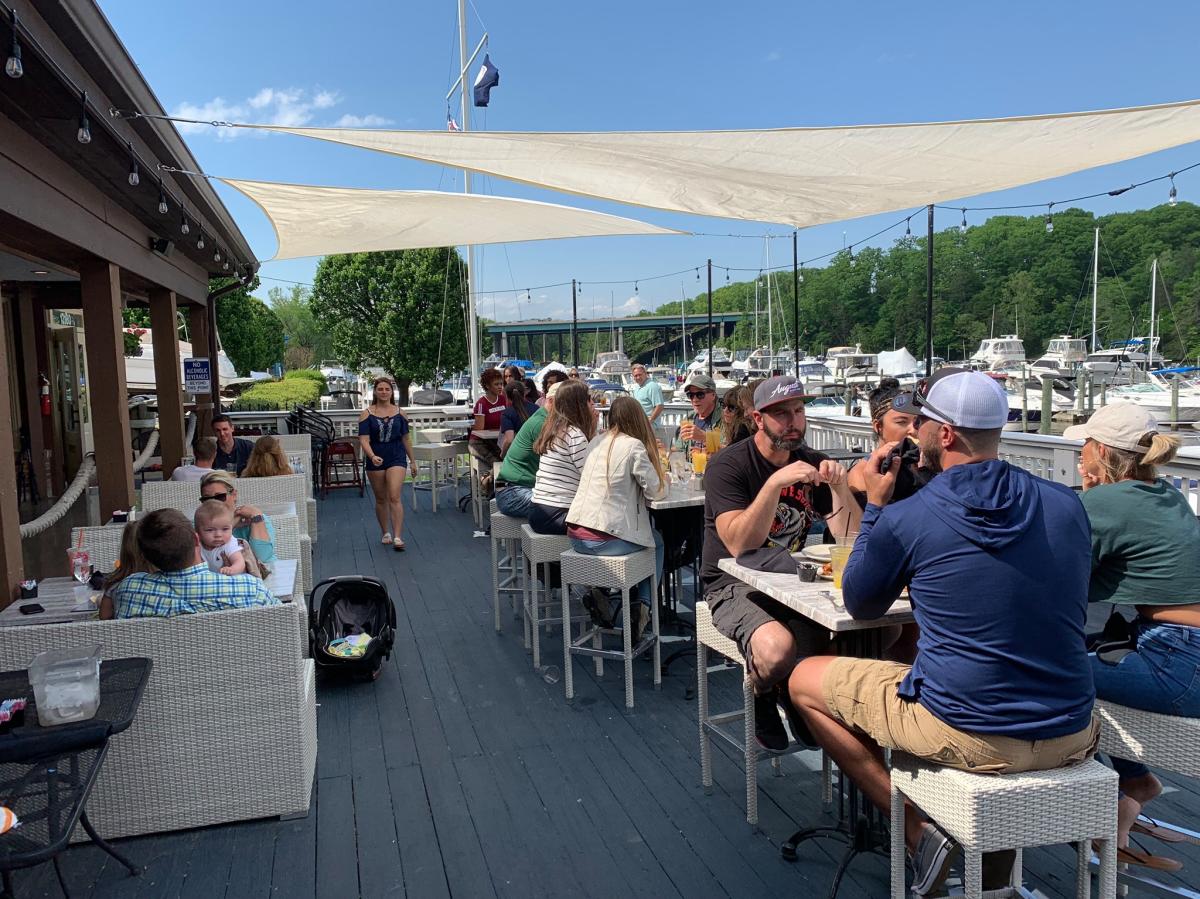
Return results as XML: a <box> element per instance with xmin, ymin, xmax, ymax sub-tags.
<box><xmin>489</xmin><ymin>500</ymin><xmax>524</xmax><ymax>633</ymax></box>
<box><xmin>695</xmin><ymin>600</ymin><xmax>812</xmax><ymax>825</ymax></box>
<box><xmin>889</xmin><ymin>753</ymin><xmax>1117</xmax><ymax>898</ymax></box>
<box><xmin>410</xmin><ymin>443</ymin><xmax>460</xmax><ymax>512</ymax></box>
<box><xmin>0</xmin><ymin>605</ymin><xmax>316</xmax><ymax>840</ymax></box>
<box><xmin>1095</xmin><ymin>699</ymin><xmax>1200</xmax><ymax>779</ymax></box>
<box><xmin>560</xmin><ymin>547</ymin><xmax>660</xmax><ymax>709</ymax></box>
<box><xmin>518</xmin><ymin>525</ymin><xmax>573</xmax><ymax>671</ymax></box>
<box><xmin>69</xmin><ymin>525</ymin><xmax>128</xmax><ymax>572</ymax></box>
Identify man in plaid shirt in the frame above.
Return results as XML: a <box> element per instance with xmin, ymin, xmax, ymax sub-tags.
<box><xmin>112</xmin><ymin>509</ymin><xmax>279</xmax><ymax>618</ymax></box>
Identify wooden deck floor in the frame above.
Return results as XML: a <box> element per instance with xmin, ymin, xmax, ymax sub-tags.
<box><xmin>16</xmin><ymin>489</ymin><xmax>1200</xmax><ymax>898</ymax></box>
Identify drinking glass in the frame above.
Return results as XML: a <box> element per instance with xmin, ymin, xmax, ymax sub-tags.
<box><xmin>829</xmin><ymin>545</ymin><xmax>853</xmax><ymax>590</ymax></box>
<box><xmin>67</xmin><ymin>549</ymin><xmax>90</xmax><ymax>585</ymax></box>
<box><xmin>669</xmin><ymin>453</ymin><xmax>688</xmax><ymax>485</ymax></box>
<box><xmin>691</xmin><ymin>450</ymin><xmax>708</xmax><ymax>476</ymax></box>
<box><xmin>705</xmin><ymin>427</ymin><xmax>721</xmax><ymax>456</ymax></box>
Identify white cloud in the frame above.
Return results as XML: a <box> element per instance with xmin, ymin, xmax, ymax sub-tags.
<box><xmin>620</xmin><ymin>296</ymin><xmax>642</xmax><ymax>315</ymax></box>
<box><xmin>170</xmin><ymin>87</ymin><xmax>388</xmax><ymax>140</ymax></box>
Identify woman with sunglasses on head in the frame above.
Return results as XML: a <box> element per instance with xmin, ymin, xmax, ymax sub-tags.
<box><xmin>198</xmin><ymin>470</ymin><xmax>277</xmax><ymax>564</ymax></box>
<box><xmin>358</xmin><ymin>376</ymin><xmax>413</xmax><ymax>550</ymax></box>
<box><xmin>847</xmin><ymin>377</ymin><xmax>927</xmax><ymax>507</ymax></box>
<box><xmin>1067</xmin><ymin>403</ymin><xmax>1200</xmax><ymax>870</ymax></box>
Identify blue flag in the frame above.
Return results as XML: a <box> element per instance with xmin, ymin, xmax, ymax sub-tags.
<box><xmin>473</xmin><ymin>54</ymin><xmax>500</xmax><ymax>108</ymax></box>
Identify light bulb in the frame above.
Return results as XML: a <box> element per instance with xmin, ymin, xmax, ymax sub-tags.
<box><xmin>798</xmin><ymin>267</ymin><xmax>804</xmax><ymax>283</ymax></box>
<box><xmin>905</xmin><ymin>217</ymin><xmax>912</xmax><ymax>238</ymax></box>
<box><xmin>197</xmin><ymin>232</ymin><xmax>205</xmax><ymax>250</ymax></box>
<box><xmin>157</xmin><ymin>190</ymin><xmax>168</xmax><ymax>215</ymax></box>
<box><xmin>848</xmin><ymin>245</ymin><xmax>855</xmax><ymax>264</ymax></box>
<box><xmin>180</xmin><ymin>216</ymin><xmax>190</xmax><ymax>236</ymax></box>
<box><xmin>696</xmin><ymin>268</ymin><xmax>700</xmax><ymax>281</ymax></box>
<box><xmin>128</xmin><ymin>161</ymin><xmax>139</xmax><ymax>186</ymax></box>
<box><xmin>222</xmin><ymin>259</ymin><xmax>230</xmax><ymax>271</ymax></box>
<box><xmin>960</xmin><ymin>209</ymin><xmax>968</xmax><ymax>234</ymax></box>
<box><xmin>1169</xmin><ymin>176</ymin><xmax>1178</xmax><ymax>207</ymax></box>
<box><xmin>634</xmin><ymin>282</ymin><xmax>639</xmax><ymax>294</ymax></box>
<box><xmin>213</xmin><ymin>248</ymin><xmax>221</xmax><ymax>263</ymax></box>
<box><xmin>77</xmin><ymin>113</ymin><xmax>91</xmax><ymax>144</ymax></box>
<box><xmin>1045</xmin><ymin>215</ymin><xmax>1053</xmax><ymax>234</ymax></box>
<box><xmin>5</xmin><ymin>41</ymin><xmax>21</xmax><ymax>79</ymax></box>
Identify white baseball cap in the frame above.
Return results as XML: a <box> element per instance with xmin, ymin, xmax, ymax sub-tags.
<box><xmin>918</xmin><ymin>371</ymin><xmax>1010</xmax><ymax>430</ymax></box>
<box><xmin>1063</xmin><ymin>402</ymin><xmax>1158</xmax><ymax>452</ymax></box>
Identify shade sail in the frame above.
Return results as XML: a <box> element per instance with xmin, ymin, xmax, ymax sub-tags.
<box><xmin>255</xmin><ymin>99</ymin><xmax>1200</xmax><ymax>228</ymax></box>
<box><xmin>220</xmin><ymin>178</ymin><xmax>683</xmax><ymax>260</ymax></box>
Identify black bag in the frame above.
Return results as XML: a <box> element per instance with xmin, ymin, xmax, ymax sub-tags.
<box><xmin>735</xmin><ymin>545</ymin><xmax>798</xmax><ymax>574</ymax></box>
<box><xmin>1091</xmin><ymin>607</ymin><xmax>1138</xmax><ymax>666</ymax></box>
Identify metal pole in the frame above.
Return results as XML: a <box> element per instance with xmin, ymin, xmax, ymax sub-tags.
<box><xmin>706</xmin><ymin>259</ymin><xmax>714</xmax><ymax>378</ymax></box>
<box><xmin>571</xmin><ymin>278</ymin><xmax>578</xmax><ymax>366</ymax></box>
<box><xmin>925</xmin><ymin>204</ymin><xmax>934</xmax><ymax>378</ymax></box>
<box><xmin>793</xmin><ymin>231</ymin><xmax>800</xmax><ymax>375</ymax></box>
<box><xmin>458</xmin><ymin>0</ymin><xmax>481</xmax><ymax>400</ymax></box>
<box><xmin>1091</xmin><ymin>227</ymin><xmax>1100</xmax><ymax>352</ymax></box>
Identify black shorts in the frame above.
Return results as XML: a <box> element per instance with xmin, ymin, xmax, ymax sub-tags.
<box><xmin>706</xmin><ymin>581</ymin><xmax>832</xmax><ymax>677</ymax></box>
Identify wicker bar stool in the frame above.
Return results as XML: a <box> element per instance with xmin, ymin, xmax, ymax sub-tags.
<box><xmin>695</xmin><ymin>600</ymin><xmax>819</xmax><ymax>826</ymax></box>
<box><xmin>888</xmin><ymin>753</ymin><xmax>1118</xmax><ymax>898</ymax></box>
<box><xmin>518</xmin><ymin>525</ymin><xmax>573</xmax><ymax>670</ymax></box>
<box><xmin>410</xmin><ymin>442</ymin><xmax>459</xmax><ymax>513</ymax></box>
<box><xmin>560</xmin><ymin>547</ymin><xmax>660</xmax><ymax>709</ymax></box>
<box><xmin>489</xmin><ymin>500</ymin><xmax>525</xmax><ymax>633</ymax></box>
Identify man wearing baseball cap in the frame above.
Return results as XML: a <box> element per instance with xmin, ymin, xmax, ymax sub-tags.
<box><xmin>702</xmin><ymin>375</ymin><xmax>862</xmax><ymax>753</ymax></box>
<box><xmin>678</xmin><ymin>372</ymin><xmax>721</xmax><ymax>449</ymax></box>
<box><xmin>787</xmin><ymin>370</ymin><xmax>1098</xmax><ymax>894</ymax></box>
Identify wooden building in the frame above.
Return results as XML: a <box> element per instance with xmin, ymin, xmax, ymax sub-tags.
<box><xmin>0</xmin><ymin>0</ymin><xmax>256</xmax><ymax>604</ymax></box>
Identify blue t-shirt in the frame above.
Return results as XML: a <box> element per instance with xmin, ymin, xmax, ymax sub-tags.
<box><xmin>500</xmin><ymin>402</ymin><xmax>539</xmax><ymax>435</ymax></box>
<box><xmin>842</xmin><ymin>459</ymin><xmax>1094</xmax><ymax>741</ymax></box>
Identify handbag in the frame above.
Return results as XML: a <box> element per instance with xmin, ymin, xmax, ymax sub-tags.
<box><xmin>1091</xmin><ymin>607</ymin><xmax>1138</xmax><ymax>666</ymax></box>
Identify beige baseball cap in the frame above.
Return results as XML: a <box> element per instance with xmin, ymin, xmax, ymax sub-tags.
<box><xmin>547</xmin><ymin>381</ymin><xmax>564</xmax><ymax>398</ymax></box>
<box><xmin>1063</xmin><ymin>402</ymin><xmax>1158</xmax><ymax>452</ymax></box>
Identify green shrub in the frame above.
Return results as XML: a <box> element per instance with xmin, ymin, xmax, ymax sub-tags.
<box><xmin>232</xmin><ymin>379</ymin><xmax>322</xmax><ymax>411</ymax></box>
<box><xmin>284</xmin><ymin>369</ymin><xmax>328</xmax><ymax>384</ymax></box>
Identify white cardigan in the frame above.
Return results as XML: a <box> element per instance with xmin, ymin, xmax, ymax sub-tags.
<box><xmin>566</xmin><ymin>432</ymin><xmax>666</xmax><ymax>548</ymax></box>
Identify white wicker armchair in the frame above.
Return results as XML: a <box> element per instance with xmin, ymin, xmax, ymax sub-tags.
<box><xmin>69</xmin><ymin>525</ymin><xmax>128</xmax><ymax>572</ymax></box>
<box><xmin>0</xmin><ymin>604</ymin><xmax>316</xmax><ymax>840</ymax></box>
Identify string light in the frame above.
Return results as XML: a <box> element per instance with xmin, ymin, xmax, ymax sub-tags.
<box><xmin>196</xmin><ymin>230</ymin><xmax>205</xmax><ymax>251</ymax></box>
<box><xmin>1169</xmin><ymin>173</ymin><xmax>1178</xmax><ymax>206</ymax></box>
<box><xmin>1045</xmin><ymin>203</ymin><xmax>1054</xmax><ymax>234</ymax></box>
<box><xmin>905</xmin><ymin>217</ymin><xmax>912</xmax><ymax>238</ymax></box>
<box><xmin>180</xmin><ymin>213</ymin><xmax>190</xmax><ymax>236</ymax></box>
<box><xmin>213</xmin><ymin>248</ymin><xmax>221</xmax><ymax>263</ymax></box>
<box><xmin>222</xmin><ymin>258</ymin><xmax>230</xmax><ymax>271</ymax></box>
<box><xmin>634</xmin><ymin>281</ymin><xmax>638</xmax><ymax>295</ymax></box>
<box><xmin>695</xmin><ymin>267</ymin><xmax>700</xmax><ymax>281</ymax></box>
<box><xmin>76</xmin><ymin>91</ymin><xmax>91</xmax><ymax>144</ymax></box>
<box><xmin>848</xmin><ymin>244</ymin><xmax>854</xmax><ymax>264</ymax></box>
<box><xmin>127</xmin><ymin>147</ymin><xmax>140</xmax><ymax>187</ymax></box>
<box><xmin>725</xmin><ymin>267</ymin><xmax>730</xmax><ymax>283</ymax></box>
<box><xmin>960</xmin><ymin>208</ymin><xmax>968</xmax><ymax>234</ymax></box>
<box><xmin>798</xmin><ymin>264</ymin><xmax>804</xmax><ymax>283</ymax></box>
<box><xmin>5</xmin><ymin>10</ymin><xmax>22</xmax><ymax>79</ymax></box>
<box><xmin>157</xmin><ymin>178</ymin><xmax>168</xmax><ymax>215</ymax></box>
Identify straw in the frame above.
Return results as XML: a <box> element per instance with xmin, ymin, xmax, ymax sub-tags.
<box><xmin>75</xmin><ymin>528</ymin><xmax>84</xmax><ymax>549</ymax></box>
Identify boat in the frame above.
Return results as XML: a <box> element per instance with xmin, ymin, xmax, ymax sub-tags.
<box><xmin>1083</xmin><ymin>339</ymin><xmax>1164</xmax><ymax>386</ymax></box>
<box><xmin>743</xmin><ymin>346</ymin><xmax>796</xmax><ymax>379</ymax></box>
<box><xmin>969</xmin><ymin>336</ymin><xmax>1025</xmax><ymax>371</ymax></box>
<box><xmin>825</xmin><ymin>345</ymin><xmax>879</xmax><ymax>385</ymax></box>
<box><xmin>317</xmin><ymin>359</ymin><xmax>355</xmax><ymax>382</ymax></box>
<box><xmin>1029</xmin><ymin>337</ymin><xmax>1088</xmax><ymax>377</ymax></box>
<box><xmin>795</xmin><ymin>360</ymin><xmax>839</xmax><ymax>396</ymax></box>
<box><xmin>646</xmin><ymin>365</ymin><xmax>678</xmax><ymax>401</ymax></box>
<box><xmin>125</xmin><ymin>329</ymin><xmax>243</xmax><ymax>393</ymax></box>
<box><xmin>593</xmin><ymin>350</ymin><xmax>632</xmax><ymax>380</ymax></box>
<box><xmin>1108</xmin><ymin>373</ymin><xmax>1200</xmax><ymax>422</ymax></box>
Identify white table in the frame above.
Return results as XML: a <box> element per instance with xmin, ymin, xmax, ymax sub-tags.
<box><xmin>649</xmin><ymin>480</ymin><xmax>705</xmax><ymax>510</ymax></box>
<box><xmin>716</xmin><ymin>557</ymin><xmax>914</xmax><ymax>632</ymax></box>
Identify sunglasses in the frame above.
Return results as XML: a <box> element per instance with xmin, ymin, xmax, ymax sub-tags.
<box><xmin>200</xmin><ymin>491</ymin><xmax>230</xmax><ymax>503</ymax></box>
<box><xmin>685</xmin><ymin>390</ymin><xmax>710</xmax><ymax>400</ymax></box>
<box><xmin>907</xmin><ymin>377</ymin><xmax>956</xmax><ymax>427</ymax></box>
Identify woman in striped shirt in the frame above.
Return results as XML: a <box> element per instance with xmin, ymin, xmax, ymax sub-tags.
<box><xmin>529</xmin><ymin>380</ymin><xmax>596</xmax><ymax>534</ymax></box>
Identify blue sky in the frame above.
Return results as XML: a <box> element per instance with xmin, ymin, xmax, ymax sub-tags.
<box><xmin>99</xmin><ymin>0</ymin><xmax>1200</xmax><ymax>323</ymax></box>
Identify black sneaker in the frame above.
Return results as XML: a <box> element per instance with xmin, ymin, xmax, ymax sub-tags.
<box><xmin>909</xmin><ymin>823</ymin><xmax>959</xmax><ymax>896</ymax></box>
<box><xmin>776</xmin><ymin>684</ymin><xmax>817</xmax><ymax>748</ymax></box>
<box><xmin>582</xmin><ymin>587</ymin><xmax>615</xmax><ymax>628</ymax></box>
<box><xmin>753</xmin><ymin>692</ymin><xmax>789</xmax><ymax>752</ymax></box>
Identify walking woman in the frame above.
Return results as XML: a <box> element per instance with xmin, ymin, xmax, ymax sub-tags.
<box><xmin>358</xmin><ymin>377</ymin><xmax>414</xmax><ymax>551</ymax></box>
<box><xmin>566</xmin><ymin>395</ymin><xmax>667</xmax><ymax>640</ymax></box>
<box><xmin>529</xmin><ymin>380</ymin><xmax>595</xmax><ymax>535</ymax></box>
<box><xmin>1068</xmin><ymin>402</ymin><xmax>1200</xmax><ymax>870</ymax></box>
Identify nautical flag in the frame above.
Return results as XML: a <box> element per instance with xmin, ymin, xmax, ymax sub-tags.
<box><xmin>447</xmin><ymin>111</ymin><xmax>460</xmax><ymax>132</ymax></box>
<box><xmin>473</xmin><ymin>54</ymin><xmax>500</xmax><ymax>108</ymax></box>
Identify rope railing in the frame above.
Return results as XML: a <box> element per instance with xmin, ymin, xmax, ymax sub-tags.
<box><xmin>19</xmin><ymin>455</ymin><xmax>96</xmax><ymax>538</ymax></box>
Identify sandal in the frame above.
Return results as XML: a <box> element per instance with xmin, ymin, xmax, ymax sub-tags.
<box><xmin>381</xmin><ymin>533</ymin><xmax>392</xmax><ymax>544</ymax></box>
<box><xmin>1115</xmin><ymin>845</ymin><xmax>1184</xmax><ymax>872</ymax></box>
<box><xmin>1133</xmin><ymin>818</ymin><xmax>1200</xmax><ymax>846</ymax></box>
<box><xmin>393</xmin><ymin>537</ymin><xmax>406</xmax><ymax>552</ymax></box>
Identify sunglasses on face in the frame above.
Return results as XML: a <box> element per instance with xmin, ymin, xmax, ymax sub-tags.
<box><xmin>685</xmin><ymin>390</ymin><xmax>709</xmax><ymax>400</ymax></box>
<box><xmin>201</xmin><ymin>491</ymin><xmax>230</xmax><ymax>503</ymax></box>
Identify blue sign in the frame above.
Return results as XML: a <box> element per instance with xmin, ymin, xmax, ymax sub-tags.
<box><xmin>183</xmin><ymin>357</ymin><xmax>211</xmax><ymax>394</ymax></box>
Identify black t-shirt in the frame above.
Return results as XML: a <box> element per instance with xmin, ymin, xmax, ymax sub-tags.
<box><xmin>213</xmin><ymin>437</ymin><xmax>254</xmax><ymax>475</ymax></box>
<box><xmin>701</xmin><ymin>438</ymin><xmax>833</xmax><ymax>593</ymax></box>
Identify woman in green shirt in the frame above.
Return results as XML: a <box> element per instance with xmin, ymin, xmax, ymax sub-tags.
<box><xmin>1067</xmin><ymin>403</ymin><xmax>1200</xmax><ymax>869</ymax></box>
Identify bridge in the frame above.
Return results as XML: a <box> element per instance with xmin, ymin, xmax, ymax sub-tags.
<box><xmin>485</xmin><ymin>312</ymin><xmax>746</xmax><ymax>362</ymax></box>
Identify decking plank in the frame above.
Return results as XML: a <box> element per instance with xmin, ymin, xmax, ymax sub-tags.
<box><xmin>386</xmin><ymin>762</ymin><xmax>451</xmax><ymax>899</ymax></box>
<box><xmin>314</xmin><ymin>774</ymin><xmax>359</xmax><ymax>899</ymax></box>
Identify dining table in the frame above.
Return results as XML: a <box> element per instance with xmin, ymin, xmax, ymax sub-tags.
<box><xmin>649</xmin><ymin>479</ymin><xmax>705</xmax><ymax>677</ymax></box>
<box><xmin>717</xmin><ymin>555</ymin><xmax>915</xmax><ymax>897</ymax></box>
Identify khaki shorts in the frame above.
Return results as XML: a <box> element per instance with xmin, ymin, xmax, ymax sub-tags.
<box><xmin>821</xmin><ymin>657</ymin><xmax>1100</xmax><ymax>774</ymax></box>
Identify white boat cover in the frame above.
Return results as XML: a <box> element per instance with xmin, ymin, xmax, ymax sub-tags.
<box><xmin>221</xmin><ymin>178</ymin><xmax>682</xmax><ymax>260</ymax></box>
<box><xmin>253</xmin><ymin>98</ymin><xmax>1200</xmax><ymax>227</ymax></box>
<box><xmin>878</xmin><ymin>348</ymin><xmax>919</xmax><ymax>376</ymax></box>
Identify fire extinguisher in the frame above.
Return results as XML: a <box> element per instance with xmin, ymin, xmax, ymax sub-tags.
<box><xmin>40</xmin><ymin>376</ymin><xmax>51</xmax><ymax>417</ymax></box>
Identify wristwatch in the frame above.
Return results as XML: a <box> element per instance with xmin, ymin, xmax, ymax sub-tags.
<box><xmin>249</xmin><ymin>514</ymin><xmax>265</xmax><ymax>523</ymax></box>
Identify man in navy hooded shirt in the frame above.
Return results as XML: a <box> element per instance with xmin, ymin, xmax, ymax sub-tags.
<box><xmin>787</xmin><ymin>369</ymin><xmax>1098</xmax><ymax>895</ymax></box>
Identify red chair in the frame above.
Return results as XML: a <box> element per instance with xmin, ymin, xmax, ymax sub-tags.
<box><xmin>321</xmin><ymin>440</ymin><xmax>363</xmax><ymax>498</ymax></box>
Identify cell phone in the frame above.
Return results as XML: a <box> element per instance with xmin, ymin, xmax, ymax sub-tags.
<box><xmin>878</xmin><ymin>438</ymin><xmax>921</xmax><ymax>474</ymax></box>
<box><xmin>18</xmin><ymin>603</ymin><xmax>44</xmax><ymax>615</ymax></box>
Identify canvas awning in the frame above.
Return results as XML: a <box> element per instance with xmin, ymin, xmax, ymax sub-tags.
<box><xmin>254</xmin><ymin>98</ymin><xmax>1200</xmax><ymax>227</ymax></box>
<box><xmin>221</xmin><ymin>178</ymin><xmax>684</xmax><ymax>260</ymax></box>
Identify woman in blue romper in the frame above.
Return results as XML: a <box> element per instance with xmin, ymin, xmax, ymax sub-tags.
<box><xmin>357</xmin><ymin>377</ymin><xmax>414</xmax><ymax>551</ymax></box>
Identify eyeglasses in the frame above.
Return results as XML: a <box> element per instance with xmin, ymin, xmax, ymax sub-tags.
<box><xmin>685</xmin><ymin>390</ymin><xmax>709</xmax><ymax>400</ymax></box>
<box><xmin>200</xmin><ymin>491</ymin><xmax>230</xmax><ymax>503</ymax></box>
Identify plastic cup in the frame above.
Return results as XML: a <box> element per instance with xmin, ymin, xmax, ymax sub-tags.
<box><xmin>705</xmin><ymin>428</ymin><xmax>721</xmax><ymax>456</ymax></box>
<box><xmin>829</xmin><ymin>545</ymin><xmax>853</xmax><ymax>589</ymax></box>
<box><xmin>692</xmin><ymin>450</ymin><xmax>707</xmax><ymax>475</ymax></box>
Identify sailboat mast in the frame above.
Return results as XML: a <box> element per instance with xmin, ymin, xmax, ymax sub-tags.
<box><xmin>753</xmin><ymin>274</ymin><xmax>759</xmax><ymax>348</ymax></box>
<box><xmin>457</xmin><ymin>0</ymin><xmax>481</xmax><ymax>398</ymax></box>
<box><xmin>1091</xmin><ymin>227</ymin><xmax>1100</xmax><ymax>352</ymax></box>
<box><xmin>680</xmin><ymin>284</ymin><xmax>687</xmax><ymax>366</ymax></box>
<box><xmin>1149</xmin><ymin>258</ymin><xmax>1157</xmax><ymax>372</ymax></box>
<box><xmin>766</xmin><ymin>241</ymin><xmax>774</xmax><ymax>356</ymax></box>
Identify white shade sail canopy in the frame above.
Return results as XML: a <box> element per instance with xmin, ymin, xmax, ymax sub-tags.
<box><xmin>255</xmin><ymin>99</ymin><xmax>1200</xmax><ymax>228</ymax></box>
<box><xmin>221</xmin><ymin>178</ymin><xmax>684</xmax><ymax>260</ymax></box>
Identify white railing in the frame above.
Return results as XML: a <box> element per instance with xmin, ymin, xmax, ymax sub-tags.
<box><xmin>227</xmin><ymin>405</ymin><xmax>472</xmax><ymax>439</ymax></box>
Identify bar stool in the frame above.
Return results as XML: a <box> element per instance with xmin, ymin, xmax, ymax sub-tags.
<box><xmin>695</xmin><ymin>601</ymin><xmax>819</xmax><ymax>826</ymax></box>
<box><xmin>489</xmin><ymin>500</ymin><xmax>525</xmax><ymax>633</ymax></box>
<box><xmin>888</xmin><ymin>753</ymin><xmax>1117</xmax><ymax>898</ymax></box>
<box><xmin>560</xmin><ymin>547</ymin><xmax>660</xmax><ymax>709</ymax></box>
<box><xmin>519</xmin><ymin>525</ymin><xmax>573</xmax><ymax>670</ymax></box>
<box><xmin>410</xmin><ymin>442</ymin><xmax>458</xmax><ymax>512</ymax></box>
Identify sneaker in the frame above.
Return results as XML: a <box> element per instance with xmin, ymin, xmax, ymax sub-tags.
<box><xmin>753</xmin><ymin>692</ymin><xmax>789</xmax><ymax>752</ymax></box>
<box><xmin>909</xmin><ymin>823</ymin><xmax>959</xmax><ymax>896</ymax></box>
<box><xmin>776</xmin><ymin>684</ymin><xmax>817</xmax><ymax>748</ymax></box>
<box><xmin>582</xmin><ymin>587</ymin><xmax>614</xmax><ymax>628</ymax></box>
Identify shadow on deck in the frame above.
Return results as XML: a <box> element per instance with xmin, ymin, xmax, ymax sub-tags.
<box><xmin>15</xmin><ymin>490</ymin><xmax>1200</xmax><ymax>898</ymax></box>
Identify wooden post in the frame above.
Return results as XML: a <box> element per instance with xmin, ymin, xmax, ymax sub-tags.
<box><xmin>0</xmin><ymin>292</ymin><xmax>25</xmax><ymax>607</ymax></box>
<box><xmin>79</xmin><ymin>260</ymin><xmax>135</xmax><ymax>519</ymax></box>
<box><xmin>187</xmin><ymin>303</ymin><xmax>213</xmax><ymax>436</ymax></box>
<box><xmin>16</xmin><ymin>288</ymin><xmax>46</xmax><ymax>499</ymax></box>
<box><xmin>149</xmin><ymin>288</ymin><xmax>186</xmax><ymax>477</ymax></box>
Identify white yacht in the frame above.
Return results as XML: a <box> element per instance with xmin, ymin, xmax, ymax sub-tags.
<box><xmin>1083</xmin><ymin>338</ymin><xmax>1166</xmax><ymax>385</ymax></box>
<box><xmin>825</xmin><ymin>345</ymin><xmax>879</xmax><ymax>385</ymax></box>
<box><xmin>593</xmin><ymin>351</ymin><xmax>632</xmax><ymax>380</ymax></box>
<box><xmin>969</xmin><ymin>336</ymin><xmax>1026</xmax><ymax>371</ymax></box>
<box><xmin>1108</xmin><ymin>373</ymin><xmax>1200</xmax><ymax>422</ymax></box>
<box><xmin>742</xmin><ymin>346</ymin><xmax>797</xmax><ymax>379</ymax></box>
<box><xmin>795</xmin><ymin>360</ymin><xmax>839</xmax><ymax>396</ymax></box>
<box><xmin>1029</xmin><ymin>337</ymin><xmax>1088</xmax><ymax>377</ymax></box>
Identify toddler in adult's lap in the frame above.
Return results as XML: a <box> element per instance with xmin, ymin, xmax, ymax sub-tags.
<box><xmin>195</xmin><ymin>501</ymin><xmax>246</xmax><ymax>575</ymax></box>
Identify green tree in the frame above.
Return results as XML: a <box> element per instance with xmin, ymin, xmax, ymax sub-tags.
<box><xmin>212</xmin><ymin>276</ymin><xmax>285</xmax><ymax>376</ymax></box>
<box><xmin>267</xmin><ymin>285</ymin><xmax>335</xmax><ymax>368</ymax></box>
<box><xmin>310</xmin><ymin>248</ymin><xmax>469</xmax><ymax>403</ymax></box>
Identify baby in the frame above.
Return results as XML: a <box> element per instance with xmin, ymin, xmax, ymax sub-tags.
<box><xmin>194</xmin><ymin>501</ymin><xmax>246</xmax><ymax>575</ymax></box>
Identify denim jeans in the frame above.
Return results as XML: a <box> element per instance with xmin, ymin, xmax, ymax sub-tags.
<box><xmin>1091</xmin><ymin>621</ymin><xmax>1200</xmax><ymax>781</ymax></box>
<box><xmin>495</xmin><ymin>485</ymin><xmax>532</xmax><ymax>518</ymax></box>
<box><xmin>569</xmin><ymin>527</ymin><xmax>664</xmax><ymax>606</ymax></box>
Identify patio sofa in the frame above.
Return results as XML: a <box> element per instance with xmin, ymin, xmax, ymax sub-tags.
<box><xmin>0</xmin><ymin>602</ymin><xmax>316</xmax><ymax>840</ymax></box>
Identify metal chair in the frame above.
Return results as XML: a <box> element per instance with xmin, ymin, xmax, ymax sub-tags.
<box><xmin>320</xmin><ymin>440</ymin><xmax>363</xmax><ymax>499</ymax></box>
<box><xmin>560</xmin><ymin>547</ymin><xmax>660</xmax><ymax>709</ymax></box>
